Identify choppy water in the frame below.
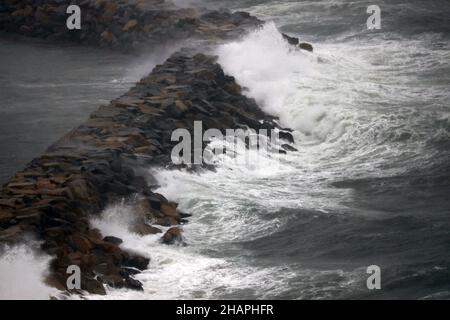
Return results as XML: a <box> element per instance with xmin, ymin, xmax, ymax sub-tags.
<box><xmin>1</xmin><ymin>0</ymin><xmax>450</xmax><ymax>299</ymax></box>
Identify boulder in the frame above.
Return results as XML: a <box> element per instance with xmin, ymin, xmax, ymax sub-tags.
<box><xmin>125</xmin><ymin>277</ymin><xmax>144</xmax><ymax>291</ymax></box>
<box><xmin>123</xmin><ymin>19</ymin><xmax>138</xmax><ymax>32</ymax></box>
<box><xmin>282</xmin><ymin>144</ymin><xmax>298</xmax><ymax>152</ymax></box>
<box><xmin>123</xmin><ymin>255</ymin><xmax>150</xmax><ymax>271</ymax></box>
<box><xmin>0</xmin><ymin>210</ymin><xmax>13</xmax><ymax>227</ymax></box>
<box><xmin>279</xmin><ymin>131</ymin><xmax>295</xmax><ymax>144</ymax></box>
<box><xmin>160</xmin><ymin>201</ymin><xmax>179</xmax><ymax>218</ymax></box>
<box><xmin>103</xmin><ymin>236</ymin><xmax>123</xmax><ymax>246</ymax></box>
<box><xmin>0</xmin><ymin>225</ymin><xmax>22</xmax><ymax>242</ymax></box>
<box><xmin>161</xmin><ymin>227</ymin><xmax>183</xmax><ymax>245</ymax></box>
<box><xmin>282</xmin><ymin>33</ymin><xmax>299</xmax><ymax>46</ymax></box>
<box><xmin>69</xmin><ymin>234</ymin><xmax>93</xmax><ymax>254</ymax></box>
<box><xmin>131</xmin><ymin>223</ymin><xmax>162</xmax><ymax>236</ymax></box>
<box><xmin>299</xmin><ymin>42</ymin><xmax>313</xmax><ymax>52</ymax></box>
<box><xmin>81</xmin><ymin>276</ymin><xmax>106</xmax><ymax>295</ymax></box>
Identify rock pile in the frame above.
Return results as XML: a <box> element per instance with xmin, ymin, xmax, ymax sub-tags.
<box><xmin>0</xmin><ymin>51</ymin><xmax>294</xmax><ymax>295</ymax></box>
<box><xmin>0</xmin><ymin>0</ymin><xmax>262</xmax><ymax>51</ymax></box>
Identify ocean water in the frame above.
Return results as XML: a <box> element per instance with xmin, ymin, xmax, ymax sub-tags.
<box><xmin>1</xmin><ymin>0</ymin><xmax>450</xmax><ymax>299</ymax></box>
<box><xmin>0</xmin><ymin>37</ymin><xmax>172</xmax><ymax>184</ymax></box>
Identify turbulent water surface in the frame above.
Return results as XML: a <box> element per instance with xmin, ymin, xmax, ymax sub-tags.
<box><xmin>1</xmin><ymin>0</ymin><xmax>450</xmax><ymax>299</ymax></box>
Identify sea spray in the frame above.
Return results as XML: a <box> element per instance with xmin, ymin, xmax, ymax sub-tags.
<box><xmin>0</xmin><ymin>245</ymin><xmax>58</xmax><ymax>300</ymax></box>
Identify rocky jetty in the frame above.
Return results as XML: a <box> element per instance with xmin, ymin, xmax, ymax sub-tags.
<box><xmin>0</xmin><ymin>51</ymin><xmax>293</xmax><ymax>294</ymax></box>
<box><xmin>0</xmin><ymin>0</ymin><xmax>304</xmax><ymax>297</ymax></box>
<box><xmin>0</xmin><ymin>0</ymin><xmax>262</xmax><ymax>51</ymax></box>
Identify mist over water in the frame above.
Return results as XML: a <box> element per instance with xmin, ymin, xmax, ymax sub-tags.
<box><xmin>0</xmin><ymin>38</ymin><xmax>174</xmax><ymax>184</ymax></box>
<box><xmin>0</xmin><ymin>245</ymin><xmax>56</xmax><ymax>300</ymax></box>
<box><xmin>1</xmin><ymin>0</ymin><xmax>449</xmax><ymax>299</ymax></box>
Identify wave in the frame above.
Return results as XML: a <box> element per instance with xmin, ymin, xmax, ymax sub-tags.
<box><xmin>0</xmin><ymin>245</ymin><xmax>57</xmax><ymax>300</ymax></box>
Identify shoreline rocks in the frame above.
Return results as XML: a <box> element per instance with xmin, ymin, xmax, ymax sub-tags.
<box><xmin>0</xmin><ymin>0</ymin><xmax>299</xmax><ymax>297</ymax></box>
<box><xmin>0</xmin><ymin>51</ymin><xmax>294</xmax><ymax>295</ymax></box>
<box><xmin>0</xmin><ymin>0</ymin><xmax>262</xmax><ymax>52</ymax></box>
<box><xmin>282</xmin><ymin>33</ymin><xmax>314</xmax><ymax>52</ymax></box>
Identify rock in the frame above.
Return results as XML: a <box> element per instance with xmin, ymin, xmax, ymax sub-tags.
<box><xmin>99</xmin><ymin>273</ymin><xmax>125</xmax><ymax>288</ymax></box>
<box><xmin>279</xmin><ymin>131</ymin><xmax>295</xmax><ymax>144</ymax></box>
<box><xmin>100</xmin><ymin>30</ymin><xmax>117</xmax><ymax>44</ymax></box>
<box><xmin>70</xmin><ymin>234</ymin><xmax>93</xmax><ymax>254</ymax></box>
<box><xmin>12</xmin><ymin>5</ymin><xmax>33</xmax><ymax>17</ymax></box>
<box><xmin>146</xmin><ymin>194</ymin><xmax>164</xmax><ymax>210</ymax></box>
<box><xmin>0</xmin><ymin>225</ymin><xmax>22</xmax><ymax>242</ymax></box>
<box><xmin>34</xmin><ymin>8</ymin><xmax>50</xmax><ymax>26</ymax></box>
<box><xmin>103</xmin><ymin>236</ymin><xmax>123</xmax><ymax>246</ymax></box>
<box><xmin>165</xmin><ymin>103</ymin><xmax>185</xmax><ymax>118</ymax></box>
<box><xmin>19</xmin><ymin>25</ymin><xmax>32</xmax><ymax>33</ymax></box>
<box><xmin>155</xmin><ymin>216</ymin><xmax>179</xmax><ymax>227</ymax></box>
<box><xmin>282</xmin><ymin>144</ymin><xmax>298</xmax><ymax>152</ymax></box>
<box><xmin>100</xmin><ymin>2</ymin><xmax>117</xmax><ymax>23</ymax></box>
<box><xmin>299</xmin><ymin>42</ymin><xmax>314</xmax><ymax>52</ymax></box>
<box><xmin>67</xmin><ymin>178</ymin><xmax>93</xmax><ymax>202</ymax></box>
<box><xmin>282</xmin><ymin>33</ymin><xmax>299</xmax><ymax>46</ymax></box>
<box><xmin>161</xmin><ymin>227</ymin><xmax>183</xmax><ymax>245</ymax></box>
<box><xmin>160</xmin><ymin>202</ymin><xmax>179</xmax><ymax>218</ymax></box>
<box><xmin>180</xmin><ymin>212</ymin><xmax>192</xmax><ymax>219</ymax></box>
<box><xmin>123</xmin><ymin>255</ymin><xmax>150</xmax><ymax>271</ymax></box>
<box><xmin>0</xmin><ymin>210</ymin><xmax>13</xmax><ymax>227</ymax></box>
<box><xmin>125</xmin><ymin>277</ymin><xmax>144</xmax><ymax>291</ymax></box>
<box><xmin>131</xmin><ymin>223</ymin><xmax>162</xmax><ymax>236</ymax></box>
<box><xmin>82</xmin><ymin>276</ymin><xmax>106</xmax><ymax>295</ymax></box>
<box><xmin>123</xmin><ymin>19</ymin><xmax>138</xmax><ymax>32</ymax></box>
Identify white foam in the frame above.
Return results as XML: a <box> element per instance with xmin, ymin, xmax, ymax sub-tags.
<box><xmin>86</xmin><ymin>198</ymin><xmax>302</xmax><ymax>299</ymax></box>
<box><xmin>0</xmin><ymin>245</ymin><xmax>58</xmax><ymax>300</ymax></box>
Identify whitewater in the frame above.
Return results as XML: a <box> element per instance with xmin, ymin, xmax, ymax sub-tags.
<box><xmin>1</xmin><ymin>0</ymin><xmax>449</xmax><ymax>299</ymax></box>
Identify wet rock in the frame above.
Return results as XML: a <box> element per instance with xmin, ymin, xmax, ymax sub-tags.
<box><xmin>82</xmin><ymin>276</ymin><xmax>106</xmax><ymax>295</ymax></box>
<box><xmin>279</xmin><ymin>131</ymin><xmax>295</xmax><ymax>144</ymax></box>
<box><xmin>299</xmin><ymin>42</ymin><xmax>314</xmax><ymax>52</ymax></box>
<box><xmin>155</xmin><ymin>216</ymin><xmax>180</xmax><ymax>227</ymax></box>
<box><xmin>125</xmin><ymin>277</ymin><xmax>144</xmax><ymax>291</ymax></box>
<box><xmin>123</xmin><ymin>19</ymin><xmax>138</xmax><ymax>32</ymax></box>
<box><xmin>282</xmin><ymin>144</ymin><xmax>298</xmax><ymax>152</ymax></box>
<box><xmin>0</xmin><ymin>210</ymin><xmax>13</xmax><ymax>227</ymax></box>
<box><xmin>103</xmin><ymin>236</ymin><xmax>123</xmax><ymax>246</ymax></box>
<box><xmin>131</xmin><ymin>223</ymin><xmax>162</xmax><ymax>236</ymax></box>
<box><xmin>282</xmin><ymin>33</ymin><xmax>299</xmax><ymax>46</ymax></box>
<box><xmin>123</xmin><ymin>255</ymin><xmax>150</xmax><ymax>271</ymax></box>
<box><xmin>161</xmin><ymin>227</ymin><xmax>183</xmax><ymax>245</ymax></box>
<box><xmin>69</xmin><ymin>234</ymin><xmax>93</xmax><ymax>254</ymax></box>
<box><xmin>99</xmin><ymin>273</ymin><xmax>126</xmax><ymax>288</ymax></box>
<box><xmin>0</xmin><ymin>225</ymin><xmax>22</xmax><ymax>242</ymax></box>
<box><xmin>160</xmin><ymin>201</ymin><xmax>179</xmax><ymax>218</ymax></box>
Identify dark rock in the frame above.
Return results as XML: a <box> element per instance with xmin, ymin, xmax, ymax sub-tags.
<box><xmin>103</xmin><ymin>236</ymin><xmax>123</xmax><ymax>246</ymax></box>
<box><xmin>161</xmin><ymin>227</ymin><xmax>183</xmax><ymax>245</ymax></box>
<box><xmin>123</xmin><ymin>255</ymin><xmax>150</xmax><ymax>271</ymax></box>
<box><xmin>282</xmin><ymin>144</ymin><xmax>298</xmax><ymax>152</ymax></box>
<box><xmin>131</xmin><ymin>223</ymin><xmax>162</xmax><ymax>236</ymax></box>
<box><xmin>125</xmin><ymin>277</ymin><xmax>144</xmax><ymax>291</ymax></box>
<box><xmin>282</xmin><ymin>33</ymin><xmax>299</xmax><ymax>46</ymax></box>
<box><xmin>179</xmin><ymin>212</ymin><xmax>192</xmax><ymax>219</ymax></box>
<box><xmin>81</xmin><ymin>276</ymin><xmax>106</xmax><ymax>295</ymax></box>
<box><xmin>299</xmin><ymin>42</ymin><xmax>314</xmax><ymax>52</ymax></box>
<box><xmin>0</xmin><ymin>210</ymin><xmax>13</xmax><ymax>227</ymax></box>
<box><xmin>279</xmin><ymin>131</ymin><xmax>295</xmax><ymax>144</ymax></box>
